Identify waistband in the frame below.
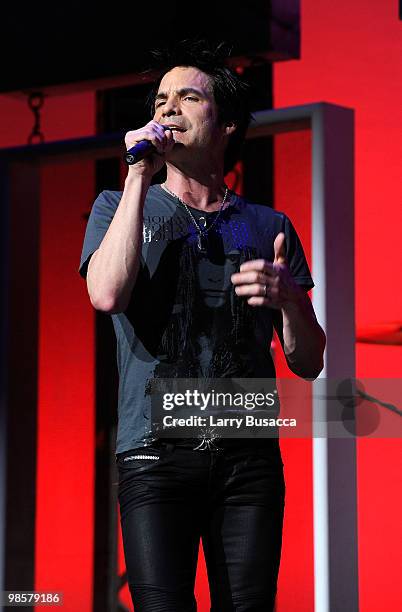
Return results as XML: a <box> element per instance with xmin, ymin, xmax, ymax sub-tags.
<box><xmin>116</xmin><ymin>437</ymin><xmax>281</xmax><ymax>461</ymax></box>
<box><xmin>149</xmin><ymin>436</ymin><xmax>279</xmax><ymax>452</ymax></box>
<box><xmin>116</xmin><ymin>436</ymin><xmax>280</xmax><ymax>459</ymax></box>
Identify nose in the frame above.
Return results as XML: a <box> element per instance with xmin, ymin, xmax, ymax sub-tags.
<box><xmin>162</xmin><ymin>95</ymin><xmax>181</xmax><ymax>117</ymax></box>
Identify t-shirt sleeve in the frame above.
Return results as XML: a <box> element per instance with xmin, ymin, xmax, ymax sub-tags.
<box><xmin>281</xmin><ymin>214</ymin><xmax>314</xmax><ymax>291</ymax></box>
<box><xmin>78</xmin><ymin>190</ymin><xmax>119</xmax><ymax>279</ymax></box>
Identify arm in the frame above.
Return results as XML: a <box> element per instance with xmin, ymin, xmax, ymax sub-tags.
<box><xmin>272</xmin><ymin>288</ymin><xmax>326</xmax><ymax>379</ymax></box>
<box><xmin>86</xmin><ymin>121</ymin><xmax>174</xmax><ymax>313</ymax></box>
<box><xmin>87</xmin><ymin>175</ymin><xmax>150</xmax><ymax>313</ymax></box>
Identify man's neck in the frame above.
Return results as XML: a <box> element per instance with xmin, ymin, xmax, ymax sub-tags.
<box><xmin>164</xmin><ymin>165</ymin><xmax>227</xmax><ymax>212</ymax></box>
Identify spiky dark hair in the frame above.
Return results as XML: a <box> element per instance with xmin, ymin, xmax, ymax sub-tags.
<box><xmin>146</xmin><ymin>39</ymin><xmax>252</xmax><ymax>174</ymax></box>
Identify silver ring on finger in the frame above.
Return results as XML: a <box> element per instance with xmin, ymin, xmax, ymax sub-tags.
<box><xmin>263</xmin><ymin>284</ymin><xmax>268</xmax><ymax>297</ymax></box>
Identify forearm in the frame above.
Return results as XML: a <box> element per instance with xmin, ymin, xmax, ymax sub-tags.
<box><xmin>281</xmin><ymin>288</ymin><xmax>326</xmax><ymax>379</ymax></box>
<box><xmin>87</xmin><ymin>174</ymin><xmax>150</xmax><ymax>313</ymax></box>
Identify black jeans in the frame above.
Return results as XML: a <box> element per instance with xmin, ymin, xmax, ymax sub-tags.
<box><xmin>116</xmin><ymin>438</ymin><xmax>285</xmax><ymax>612</ymax></box>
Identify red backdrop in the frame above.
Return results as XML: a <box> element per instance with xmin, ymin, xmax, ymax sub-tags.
<box><xmin>274</xmin><ymin>2</ymin><xmax>402</xmax><ymax>610</ymax></box>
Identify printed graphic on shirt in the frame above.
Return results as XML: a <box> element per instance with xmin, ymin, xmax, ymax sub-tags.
<box><xmin>142</xmin><ymin>214</ymin><xmax>252</xmax><ymax>252</ymax></box>
<box><xmin>138</xmin><ymin>222</ymin><xmax>270</xmax><ymax>385</ymax></box>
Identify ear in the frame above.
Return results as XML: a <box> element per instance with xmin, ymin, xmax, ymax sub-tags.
<box><xmin>224</xmin><ymin>121</ymin><xmax>237</xmax><ymax>136</ymax></box>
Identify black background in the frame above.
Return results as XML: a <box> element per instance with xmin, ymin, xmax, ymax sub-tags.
<box><xmin>1</xmin><ymin>1</ymin><xmax>273</xmax><ymax>92</ymax></box>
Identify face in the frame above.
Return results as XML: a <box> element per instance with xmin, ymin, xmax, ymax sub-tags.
<box><xmin>153</xmin><ymin>66</ymin><xmax>233</xmax><ymax>164</ymax></box>
<box><xmin>196</xmin><ymin>249</ymin><xmax>241</xmax><ymax>308</ymax></box>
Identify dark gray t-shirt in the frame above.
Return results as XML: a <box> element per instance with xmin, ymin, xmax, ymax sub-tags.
<box><xmin>79</xmin><ymin>184</ymin><xmax>314</xmax><ymax>453</ymax></box>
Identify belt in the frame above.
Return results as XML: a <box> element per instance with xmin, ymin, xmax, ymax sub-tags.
<box><xmin>156</xmin><ymin>436</ymin><xmax>280</xmax><ymax>452</ymax></box>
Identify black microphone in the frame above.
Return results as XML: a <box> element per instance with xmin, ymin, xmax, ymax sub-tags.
<box><xmin>125</xmin><ymin>125</ymin><xmax>172</xmax><ymax>165</ymax></box>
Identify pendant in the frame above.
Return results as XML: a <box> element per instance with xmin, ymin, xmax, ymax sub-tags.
<box><xmin>197</xmin><ymin>233</ymin><xmax>208</xmax><ymax>252</ymax></box>
<box><xmin>197</xmin><ymin>217</ymin><xmax>207</xmax><ymax>251</ymax></box>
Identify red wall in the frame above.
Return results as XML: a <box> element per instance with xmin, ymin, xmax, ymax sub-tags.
<box><xmin>0</xmin><ymin>92</ymin><xmax>95</xmax><ymax>147</ymax></box>
<box><xmin>36</xmin><ymin>159</ymin><xmax>96</xmax><ymax>611</ymax></box>
<box><xmin>0</xmin><ymin>91</ymin><xmax>96</xmax><ymax>610</ymax></box>
<box><xmin>274</xmin><ymin>1</ymin><xmax>402</xmax><ymax>609</ymax></box>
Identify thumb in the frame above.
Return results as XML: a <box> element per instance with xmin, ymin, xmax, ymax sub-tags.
<box><xmin>274</xmin><ymin>232</ymin><xmax>287</xmax><ymax>265</ymax></box>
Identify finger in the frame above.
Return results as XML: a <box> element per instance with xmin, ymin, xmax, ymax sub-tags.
<box><xmin>234</xmin><ymin>283</ymin><xmax>267</xmax><ymax>297</ymax></box>
<box><xmin>154</xmin><ymin>124</ymin><xmax>179</xmax><ymax>154</ymax></box>
<box><xmin>125</xmin><ymin>123</ymin><xmax>167</xmax><ymax>152</ymax></box>
<box><xmin>247</xmin><ymin>296</ymin><xmax>271</xmax><ymax>307</ymax></box>
<box><xmin>164</xmin><ymin>127</ymin><xmax>175</xmax><ymax>150</ymax></box>
<box><xmin>274</xmin><ymin>232</ymin><xmax>287</xmax><ymax>265</ymax></box>
<box><xmin>247</xmin><ymin>296</ymin><xmax>281</xmax><ymax>309</ymax></box>
<box><xmin>231</xmin><ymin>270</ymin><xmax>273</xmax><ymax>286</ymax></box>
<box><xmin>154</xmin><ymin>122</ymin><xmax>171</xmax><ymax>140</ymax></box>
<box><xmin>125</xmin><ymin>131</ymin><xmax>162</xmax><ymax>152</ymax></box>
<box><xmin>238</xmin><ymin>259</ymin><xmax>276</xmax><ymax>274</ymax></box>
<box><xmin>149</xmin><ymin>123</ymin><xmax>170</xmax><ymax>153</ymax></box>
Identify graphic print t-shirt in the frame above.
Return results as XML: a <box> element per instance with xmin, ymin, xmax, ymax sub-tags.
<box><xmin>79</xmin><ymin>185</ymin><xmax>314</xmax><ymax>452</ymax></box>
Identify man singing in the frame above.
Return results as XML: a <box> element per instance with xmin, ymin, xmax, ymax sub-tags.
<box><xmin>79</xmin><ymin>39</ymin><xmax>326</xmax><ymax>612</ymax></box>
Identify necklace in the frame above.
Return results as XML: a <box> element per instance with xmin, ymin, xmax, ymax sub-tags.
<box><xmin>161</xmin><ymin>183</ymin><xmax>230</xmax><ymax>251</ymax></box>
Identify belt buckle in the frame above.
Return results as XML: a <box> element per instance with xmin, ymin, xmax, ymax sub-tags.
<box><xmin>193</xmin><ymin>428</ymin><xmax>222</xmax><ymax>451</ymax></box>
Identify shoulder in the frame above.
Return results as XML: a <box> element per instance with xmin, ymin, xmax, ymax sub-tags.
<box><xmin>230</xmin><ymin>193</ymin><xmax>290</xmax><ymax>229</ymax></box>
<box><xmin>94</xmin><ymin>189</ymin><xmax>123</xmax><ymax>210</ymax></box>
<box><xmin>95</xmin><ymin>185</ymin><xmax>167</xmax><ymax>208</ymax></box>
<box><xmin>92</xmin><ymin>185</ymin><xmax>163</xmax><ymax>213</ymax></box>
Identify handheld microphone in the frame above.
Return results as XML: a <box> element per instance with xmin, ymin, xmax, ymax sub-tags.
<box><xmin>125</xmin><ymin>125</ymin><xmax>172</xmax><ymax>165</ymax></box>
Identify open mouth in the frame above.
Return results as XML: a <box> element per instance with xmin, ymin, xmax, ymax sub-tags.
<box><xmin>165</xmin><ymin>126</ymin><xmax>186</xmax><ymax>133</ymax></box>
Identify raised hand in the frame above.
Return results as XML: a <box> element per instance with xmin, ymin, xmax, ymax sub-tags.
<box><xmin>125</xmin><ymin>120</ymin><xmax>175</xmax><ymax>178</ymax></box>
<box><xmin>231</xmin><ymin>232</ymin><xmax>302</xmax><ymax>309</ymax></box>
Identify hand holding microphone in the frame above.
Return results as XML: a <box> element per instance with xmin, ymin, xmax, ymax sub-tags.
<box><xmin>124</xmin><ymin>121</ymin><xmax>174</xmax><ymax>175</ymax></box>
